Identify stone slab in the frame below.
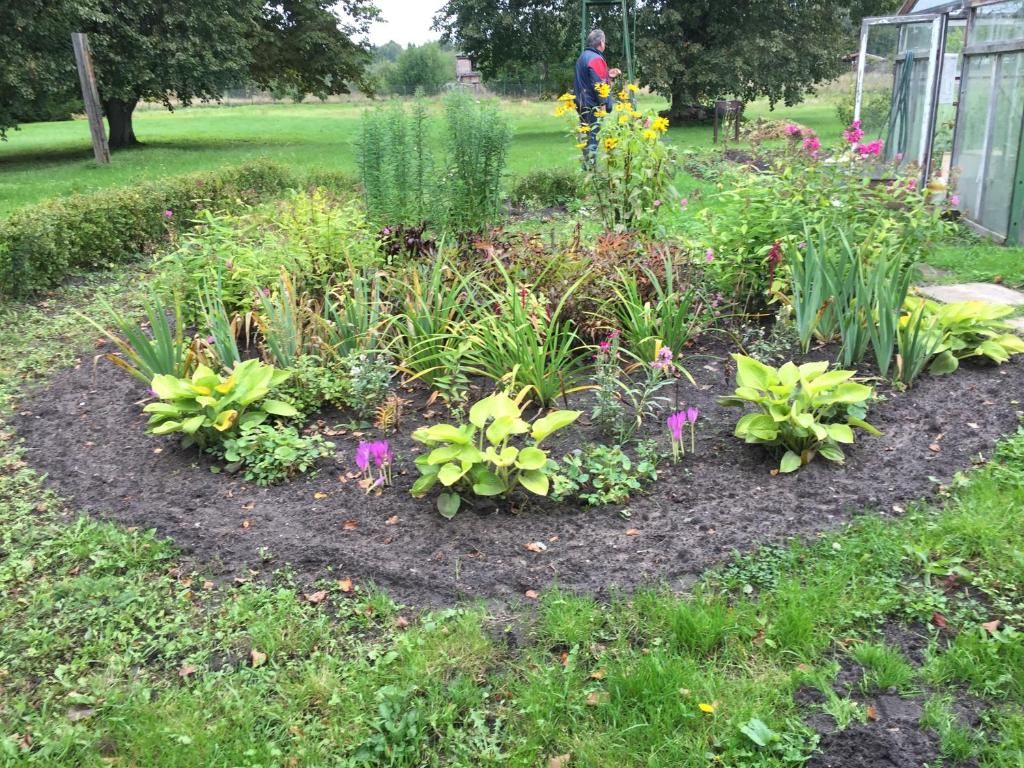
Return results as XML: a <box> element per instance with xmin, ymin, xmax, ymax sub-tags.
<box><xmin>917</xmin><ymin>282</ymin><xmax>1024</xmax><ymax>306</ymax></box>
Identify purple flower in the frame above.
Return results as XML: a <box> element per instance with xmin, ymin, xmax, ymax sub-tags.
<box><xmin>680</xmin><ymin>197</ymin><xmax>689</xmax><ymax>209</ymax></box>
<box><xmin>950</xmin><ymin>194</ymin><xmax>961</xmax><ymax>207</ymax></box>
<box><xmin>784</xmin><ymin>123</ymin><xmax>801</xmax><ymax>137</ymax></box>
<box><xmin>705</xmin><ymin>248</ymin><xmax>715</xmax><ymax>263</ymax></box>
<box><xmin>803</xmin><ymin>135</ymin><xmax>821</xmax><ymax>154</ymax></box>
<box><xmin>369</xmin><ymin>440</ymin><xmax>392</xmax><ymax>467</ymax></box>
<box><xmin>686</xmin><ymin>406</ymin><xmax>699</xmax><ymax>424</ymax></box>
<box><xmin>843</xmin><ymin>121</ymin><xmax>864</xmax><ymax>144</ymax></box>
<box><xmin>261</xmin><ymin>287</ymin><xmax>270</xmax><ymax>297</ymax></box>
<box><xmin>355</xmin><ymin>442</ymin><xmax>371</xmax><ymax>473</ymax></box>
<box><xmin>653</xmin><ymin>199</ymin><xmax>662</xmax><ymax>209</ymax></box>
<box><xmin>163</xmin><ymin>209</ymin><xmax>173</xmax><ymax>219</ymax></box>
<box><xmin>148</xmin><ymin>387</ymin><xmax>158</xmax><ymax>398</ymax></box>
<box><xmin>652</xmin><ymin>346</ymin><xmax>674</xmax><ymax>373</ymax></box>
<box><xmin>206</xmin><ymin>335</ymin><xmax>215</xmax><ymax>345</ymax></box>
<box><xmin>666</xmin><ymin>411</ymin><xmax>686</xmax><ymax>442</ymax></box>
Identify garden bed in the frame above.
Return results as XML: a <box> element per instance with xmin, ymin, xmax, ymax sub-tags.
<box><xmin>13</xmin><ymin>342</ymin><xmax>1024</xmax><ymax>608</ymax></box>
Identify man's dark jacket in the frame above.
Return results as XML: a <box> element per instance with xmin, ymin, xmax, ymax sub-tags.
<box><xmin>574</xmin><ymin>47</ymin><xmax>613</xmax><ymax>116</ymax></box>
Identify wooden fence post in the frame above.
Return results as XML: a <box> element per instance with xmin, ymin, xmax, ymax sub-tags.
<box><xmin>71</xmin><ymin>32</ymin><xmax>110</xmax><ymax>164</ymax></box>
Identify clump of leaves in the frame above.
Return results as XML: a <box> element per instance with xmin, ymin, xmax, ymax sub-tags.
<box><xmin>220</xmin><ymin>423</ymin><xmax>334</xmax><ymax>486</ymax></box>
<box><xmin>410</xmin><ymin>390</ymin><xmax>580</xmax><ymax>518</ymax></box>
<box><xmin>550</xmin><ymin>441</ymin><xmax>660</xmax><ymax>506</ymax></box>
<box><xmin>718</xmin><ymin>354</ymin><xmax>879</xmax><ymax>473</ymax></box>
<box><xmin>144</xmin><ymin>359</ymin><xmax>298</xmax><ymax>449</ymax></box>
<box><xmin>272</xmin><ymin>354</ymin><xmax>349</xmax><ymax>418</ymax></box>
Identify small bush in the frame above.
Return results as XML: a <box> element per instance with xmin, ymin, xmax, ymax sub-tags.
<box><xmin>510</xmin><ymin>169</ymin><xmax>580</xmax><ymax>209</ymax></box>
<box><xmin>0</xmin><ymin>160</ymin><xmax>293</xmax><ymax>299</ymax></box>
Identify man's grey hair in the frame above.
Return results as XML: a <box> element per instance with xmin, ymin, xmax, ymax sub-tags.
<box><xmin>586</xmin><ymin>29</ymin><xmax>606</xmax><ymax>49</ymax></box>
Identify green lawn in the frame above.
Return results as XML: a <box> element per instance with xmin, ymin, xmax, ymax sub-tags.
<box><xmin>0</xmin><ymin>95</ymin><xmax>846</xmax><ymax>217</ymax></box>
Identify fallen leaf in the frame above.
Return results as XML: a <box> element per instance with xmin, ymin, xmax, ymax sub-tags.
<box><xmin>590</xmin><ymin>669</ymin><xmax>606</xmax><ymax>680</ymax></box>
<box><xmin>586</xmin><ymin>691</ymin><xmax>609</xmax><ymax>706</ymax></box>
<box><xmin>313</xmin><ymin>492</ymin><xmax>328</xmax><ymax>500</ymax></box>
<box><xmin>525</xmin><ymin>590</ymin><xmax>540</xmax><ymax>599</ymax></box>
<box><xmin>241</xmin><ymin>502</ymin><xmax>255</xmax><ymax>511</ymax></box>
<box><xmin>547</xmin><ymin>755</ymin><xmax>571</xmax><ymax>768</ymax></box>
<box><xmin>982</xmin><ymin>620</ymin><xmax>1001</xmax><ymax>634</ymax></box>
<box><xmin>385</xmin><ymin>515</ymin><xmax>400</xmax><ymax>526</ymax></box>
<box><xmin>795</xmin><ymin>663</ymin><xmax>813</xmax><ymax>673</ymax></box>
<box><xmin>395</xmin><ymin>616</ymin><xmax>410</xmax><ymax>629</ymax></box>
<box><xmin>698</xmin><ymin>702</ymin><xmax>715</xmax><ymax>714</ymax></box>
<box><xmin>549</xmin><ymin>535</ymin><xmax>560</xmax><ymax>542</ymax></box>
<box><xmin>559</xmin><ymin>652</ymin><xmax>569</xmax><ymax>667</ymax></box>
<box><xmin>343</xmin><ymin>520</ymin><xmax>358</xmax><ymax>530</ymax></box>
<box><xmin>67</xmin><ymin>705</ymin><xmax>95</xmax><ymax>722</ymax></box>
<box><xmin>304</xmin><ymin>590</ymin><xmax>328</xmax><ymax>605</ymax></box>
<box><xmin>241</xmin><ymin>519</ymin><xmax>251</xmax><ymax>529</ymax></box>
<box><xmin>928</xmin><ymin>443</ymin><xmax>942</xmax><ymax>453</ymax></box>
<box><xmin>525</xmin><ymin>541</ymin><xmax>548</xmax><ymax>553</ymax></box>
<box><xmin>153</xmin><ymin>447</ymin><xmax>162</xmax><ymax>454</ymax></box>
<box><xmin>866</xmin><ymin>704</ymin><xmax>878</xmax><ymax>721</ymax></box>
<box><xmin>284</xmin><ymin>758</ymin><xmax>299</xmax><ymax>768</ymax></box>
<box><xmin>202</xmin><ymin>580</ymin><xmax>215</xmax><ymax>591</ymax></box>
<box><xmin>337</xmin><ymin>578</ymin><xmax>353</xmax><ymax>593</ymax></box>
<box><xmin>625</xmin><ymin>528</ymin><xmax>640</xmax><ymax>536</ymax></box>
<box><xmin>178</xmin><ymin>664</ymin><xmax>198</xmax><ymax>678</ymax></box>
<box><xmin>932</xmin><ymin>611</ymin><xmax>949</xmax><ymax>629</ymax></box>
<box><xmin>966</xmin><ymin>422</ymin><xmax>980</xmax><ymax>429</ymax></box>
<box><xmin>250</xmin><ymin>649</ymin><xmax>267</xmax><ymax>668</ymax></box>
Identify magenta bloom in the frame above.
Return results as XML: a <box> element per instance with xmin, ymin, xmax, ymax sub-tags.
<box><xmin>950</xmin><ymin>194</ymin><xmax>961</xmax><ymax>206</ymax></box>
<box><xmin>686</xmin><ymin>406</ymin><xmax>699</xmax><ymax>424</ymax></box>
<box><xmin>369</xmin><ymin>440</ymin><xmax>392</xmax><ymax>467</ymax></box>
<box><xmin>906</xmin><ymin>178</ymin><xmax>918</xmax><ymax>191</ymax></box>
<box><xmin>784</xmin><ymin>123</ymin><xmax>801</xmax><ymax>137</ymax></box>
<box><xmin>803</xmin><ymin>135</ymin><xmax>821</xmax><ymax>154</ymax></box>
<box><xmin>667</xmin><ymin>411</ymin><xmax>687</xmax><ymax>441</ymax></box>
<box><xmin>842</xmin><ymin>120</ymin><xmax>864</xmax><ymax>144</ymax></box>
<box><xmin>652</xmin><ymin>346</ymin><xmax>674</xmax><ymax>373</ymax></box>
<box><xmin>680</xmin><ymin>197</ymin><xmax>689</xmax><ymax>209</ymax></box>
<box><xmin>355</xmin><ymin>442</ymin><xmax>371</xmax><ymax>473</ymax></box>
<box><xmin>856</xmin><ymin>139</ymin><xmax>883</xmax><ymax>157</ymax></box>
<box><xmin>163</xmin><ymin>209</ymin><xmax>173</xmax><ymax>219</ymax></box>
<box><xmin>705</xmin><ymin>248</ymin><xmax>715</xmax><ymax>263</ymax></box>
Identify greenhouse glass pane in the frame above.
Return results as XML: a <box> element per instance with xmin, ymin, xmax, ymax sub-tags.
<box><xmin>979</xmin><ymin>53</ymin><xmax>1024</xmax><ymax>235</ymax></box>
<box><xmin>909</xmin><ymin>0</ymin><xmax>961</xmax><ymax>13</ymax></box>
<box><xmin>973</xmin><ymin>0</ymin><xmax>1024</xmax><ymax>44</ymax></box>
<box><xmin>886</xmin><ymin>22</ymin><xmax>937</xmax><ymax>167</ymax></box>
<box><xmin>954</xmin><ymin>55</ymin><xmax>995</xmax><ymax>225</ymax></box>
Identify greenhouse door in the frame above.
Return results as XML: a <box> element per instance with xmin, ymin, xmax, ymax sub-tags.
<box><xmin>855</xmin><ymin>14</ymin><xmax>945</xmax><ymax>182</ymax></box>
<box><xmin>952</xmin><ymin>0</ymin><xmax>1024</xmax><ymax>244</ymax></box>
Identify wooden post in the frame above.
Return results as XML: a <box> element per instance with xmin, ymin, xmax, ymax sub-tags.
<box><xmin>71</xmin><ymin>33</ymin><xmax>110</xmax><ymax>164</ymax></box>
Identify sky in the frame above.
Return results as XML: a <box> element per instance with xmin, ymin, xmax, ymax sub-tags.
<box><xmin>368</xmin><ymin>0</ymin><xmax>445</xmax><ymax>48</ymax></box>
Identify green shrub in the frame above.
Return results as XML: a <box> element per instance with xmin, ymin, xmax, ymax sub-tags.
<box><xmin>220</xmin><ymin>423</ymin><xmax>335</xmax><ymax>486</ymax></box>
<box><xmin>0</xmin><ymin>160</ymin><xmax>292</xmax><ymax>299</ymax></box>
<box><xmin>718</xmin><ymin>355</ymin><xmax>880</xmax><ymax>473</ymax></box>
<box><xmin>510</xmin><ymin>169</ymin><xmax>580</xmax><ymax>209</ymax></box>
<box><xmin>550</xmin><ymin>441</ymin><xmax>660</xmax><ymax>506</ymax></box>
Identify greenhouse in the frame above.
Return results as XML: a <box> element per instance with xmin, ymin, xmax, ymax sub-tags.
<box><xmin>855</xmin><ymin>0</ymin><xmax>1024</xmax><ymax>244</ymax></box>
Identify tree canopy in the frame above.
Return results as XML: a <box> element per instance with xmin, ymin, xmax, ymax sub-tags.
<box><xmin>434</xmin><ymin>0</ymin><xmax>901</xmax><ymax>114</ymax></box>
<box><xmin>0</xmin><ymin>0</ymin><xmax>379</xmax><ymax>147</ymax></box>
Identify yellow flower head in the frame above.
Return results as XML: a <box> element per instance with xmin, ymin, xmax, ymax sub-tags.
<box><xmin>617</xmin><ymin>89</ymin><xmax>630</xmax><ymax>102</ymax></box>
<box><xmin>652</xmin><ymin>116</ymin><xmax>670</xmax><ymax>133</ymax></box>
<box><xmin>627</xmin><ymin>83</ymin><xmax>640</xmax><ymax>93</ymax></box>
<box><xmin>604</xmin><ymin>137</ymin><xmax>618</xmax><ymax>151</ymax></box>
<box><xmin>554</xmin><ymin>104</ymin><xmax>573</xmax><ymax>117</ymax></box>
<box><xmin>558</xmin><ymin>92</ymin><xmax>576</xmax><ymax>103</ymax></box>
<box><xmin>575</xmin><ymin>142</ymin><xmax>587</xmax><ymax>149</ymax></box>
<box><xmin>618</xmin><ymin>114</ymin><xmax>632</xmax><ymax>125</ymax></box>
<box><xmin>615</xmin><ymin>101</ymin><xmax>632</xmax><ymax>112</ymax></box>
<box><xmin>594</xmin><ymin>107</ymin><xmax>608</xmax><ymax>118</ymax></box>
<box><xmin>594</xmin><ymin>82</ymin><xmax>611</xmax><ymax>99</ymax></box>
<box><xmin>577</xmin><ymin>124</ymin><xmax>592</xmax><ymax>133</ymax></box>
<box><xmin>643</xmin><ymin>128</ymin><xmax>658</xmax><ymax>141</ymax></box>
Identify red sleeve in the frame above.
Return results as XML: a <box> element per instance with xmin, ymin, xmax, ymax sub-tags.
<box><xmin>588</xmin><ymin>57</ymin><xmax>609</xmax><ymax>82</ymax></box>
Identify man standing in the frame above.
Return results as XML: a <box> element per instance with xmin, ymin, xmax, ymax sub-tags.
<box><xmin>574</xmin><ymin>29</ymin><xmax>621</xmax><ymax>161</ymax></box>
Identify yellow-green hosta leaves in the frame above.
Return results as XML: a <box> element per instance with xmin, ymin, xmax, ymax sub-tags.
<box><xmin>411</xmin><ymin>391</ymin><xmax>579</xmax><ymax>517</ymax></box>
<box><xmin>721</xmin><ymin>354</ymin><xmax>879</xmax><ymax>474</ymax></box>
<box><xmin>143</xmin><ymin>359</ymin><xmax>296</xmax><ymax>449</ymax></box>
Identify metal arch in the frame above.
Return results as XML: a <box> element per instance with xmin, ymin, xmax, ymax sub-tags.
<box><xmin>580</xmin><ymin>0</ymin><xmax>635</xmax><ymax>83</ymax></box>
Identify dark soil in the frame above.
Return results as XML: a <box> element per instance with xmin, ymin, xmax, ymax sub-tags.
<box><xmin>11</xmin><ymin>344</ymin><xmax>1024</xmax><ymax>608</ymax></box>
<box><xmin>796</xmin><ymin>623</ymin><xmax>984</xmax><ymax>768</ymax></box>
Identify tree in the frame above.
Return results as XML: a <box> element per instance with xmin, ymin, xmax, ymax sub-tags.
<box><xmin>433</xmin><ymin>0</ymin><xmax>577</xmax><ymax>91</ymax></box>
<box><xmin>386</xmin><ymin>44</ymin><xmax>455</xmax><ymax>96</ymax></box>
<box><xmin>0</xmin><ymin>0</ymin><xmax>379</xmax><ymax>148</ymax></box>
<box><xmin>374</xmin><ymin>40</ymin><xmax>404</xmax><ymax>63</ymax></box>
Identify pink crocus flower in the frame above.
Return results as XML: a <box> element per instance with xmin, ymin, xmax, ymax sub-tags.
<box><xmin>667</xmin><ymin>410</ymin><xmax>688</xmax><ymax>462</ymax></box>
<box><xmin>705</xmin><ymin>248</ymin><xmax>715</xmax><ymax>263</ymax></box>
<box><xmin>355</xmin><ymin>442</ymin><xmax>371</xmax><ymax>473</ymax></box>
<box><xmin>950</xmin><ymin>194</ymin><xmax>961</xmax><ymax>206</ymax></box>
<box><xmin>685</xmin><ymin>406</ymin><xmax>699</xmax><ymax>453</ymax></box>
<box><xmin>163</xmin><ymin>209</ymin><xmax>173</xmax><ymax>219</ymax></box>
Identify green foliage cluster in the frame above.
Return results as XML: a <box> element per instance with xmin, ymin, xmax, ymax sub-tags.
<box><xmin>220</xmin><ymin>422</ymin><xmax>335</xmax><ymax>486</ymax></box>
<box><xmin>509</xmin><ymin>168</ymin><xmax>581</xmax><ymax>209</ymax></box>
<box><xmin>410</xmin><ymin>391</ymin><xmax>580</xmax><ymax>518</ymax></box>
<box><xmin>550</xmin><ymin>441</ymin><xmax>660</xmax><ymax>507</ymax></box>
<box><xmin>357</xmin><ymin>93</ymin><xmax>511</xmax><ymax>232</ymax></box>
<box><xmin>0</xmin><ymin>161</ymin><xmax>291</xmax><ymax>299</ymax></box>
<box><xmin>271</xmin><ymin>354</ymin><xmax>350</xmax><ymax>418</ymax></box>
<box><xmin>719</xmin><ymin>355</ymin><xmax>880</xmax><ymax>473</ymax></box>
<box><xmin>370</xmin><ymin>42</ymin><xmax>456</xmax><ymax>96</ymax></box>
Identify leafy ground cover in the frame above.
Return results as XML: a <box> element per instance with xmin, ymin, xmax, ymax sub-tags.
<box><xmin>2</xmin><ymin>269</ymin><xmax>1024</xmax><ymax>766</ymax></box>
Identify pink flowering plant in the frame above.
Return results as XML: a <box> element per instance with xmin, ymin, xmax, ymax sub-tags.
<box><xmin>666</xmin><ymin>406</ymin><xmax>699</xmax><ymax>463</ymax></box>
<box><xmin>355</xmin><ymin>439</ymin><xmax>394</xmax><ymax>493</ymax></box>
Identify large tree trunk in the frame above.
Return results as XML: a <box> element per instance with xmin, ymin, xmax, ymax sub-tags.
<box><xmin>661</xmin><ymin>85</ymin><xmax>712</xmax><ymax>123</ymax></box>
<box><xmin>104</xmin><ymin>98</ymin><xmax>140</xmax><ymax>149</ymax></box>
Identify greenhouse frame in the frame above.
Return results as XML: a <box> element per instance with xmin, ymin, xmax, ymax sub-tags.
<box><xmin>855</xmin><ymin>0</ymin><xmax>1024</xmax><ymax>244</ymax></box>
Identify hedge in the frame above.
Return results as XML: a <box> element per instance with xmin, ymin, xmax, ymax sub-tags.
<box><xmin>0</xmin><ymin>160</ymin><xmax>295</xmax><ymax>299</ymax></box>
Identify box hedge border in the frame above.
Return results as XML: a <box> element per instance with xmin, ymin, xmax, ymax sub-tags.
<box><xmin>0</xmin><ymin>160</ymin><xmax>299</xmax><ymax>299</ymax></box>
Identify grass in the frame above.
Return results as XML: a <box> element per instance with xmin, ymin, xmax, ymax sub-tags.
<box><xmin>2</xmin><ymin>267</ymin><xmax>1024</xmax><ymax>765</ymax></box>
<box><xmin>0</xmin><ymin>95</ymin><xmax>846</xmax><ymax>217</ymax></box>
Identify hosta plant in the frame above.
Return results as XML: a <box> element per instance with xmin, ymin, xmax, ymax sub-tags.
<box><xmin>144</xmin><ymin>359</ymin><xmax>299</xmax><ymax>449</ymax></box>
<box><xmin>410</xmin><ymin>391</ymin><xmax>580</xmax><ymax>518</ymax></box>
<box><xmin>915</xmin><ymin>299</ymin><xmax>1024</xmax><ymax>369</ymax></box>
<box><xmin>718</xmin><ymin>354</ymin><xmax>880</xmax><ymax>473</ymax></box>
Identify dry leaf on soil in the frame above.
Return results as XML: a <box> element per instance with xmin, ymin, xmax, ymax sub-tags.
<box><xmin>525</xmin><ymin>541</ymin><xmax>548</xmax><ymax>553</ymax></box>
<box><xmin>547</xmin><ymin>754</ymin><xmax>571</xmax><ymax>768</ymax></box>
<box><xmin>304</xmin><ymin>590</ymin><xmax>328</xmax><ymax>605</ymax></box>
<box><xmin>337</xmin><ymin>578</ymin><xmax>353</xmax><ymax>593</ymax></box>
<box><xmin>250</xmin><ymin>649</ymin><xmax>268</xmax><ymax>668</ymax></box>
